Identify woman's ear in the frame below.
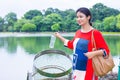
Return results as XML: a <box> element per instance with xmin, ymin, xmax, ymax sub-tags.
<box><xmin>87</xmin><ymin>15</ymin><xmax>91</xmax><ymax>20</ymax></box>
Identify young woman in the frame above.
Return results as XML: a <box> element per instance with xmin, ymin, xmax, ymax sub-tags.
<box><xmin>54</xmin><ymin>7</ymin><xmax>110</xmax><ymax>80</ymax></box>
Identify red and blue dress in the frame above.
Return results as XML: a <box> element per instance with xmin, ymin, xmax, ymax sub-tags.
<box><xmin>64</xmin><ymin>29</ymin><xmax>110</xmax><ymax>80</ymax></box>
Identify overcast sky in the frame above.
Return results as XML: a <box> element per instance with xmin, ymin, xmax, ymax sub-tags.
<box><xmin>0</xmin><ymin>0</ymin><xmax>120</xmax><ymax>18</ymax></box>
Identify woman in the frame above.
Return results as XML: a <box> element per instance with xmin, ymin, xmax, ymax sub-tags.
<box><xmin>54</xmin><ymin>7</ymin><xmax>110</xmax><ymax>80</ymax></box>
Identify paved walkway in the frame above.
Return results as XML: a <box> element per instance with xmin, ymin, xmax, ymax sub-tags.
<box><xmin>0</xmin><ymin>32</ymin><xmax>120</xmax><ymax>37</ymax></box>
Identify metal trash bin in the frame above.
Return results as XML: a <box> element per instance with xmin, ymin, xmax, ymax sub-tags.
<box><xmin>27</xmin><ymin>49</ymin><xmax>72</xmax><ymax>80</ymax></box>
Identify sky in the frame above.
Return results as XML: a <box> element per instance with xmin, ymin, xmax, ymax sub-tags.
<box><xmin>0</xmin><ymin>0</ymin><xmax>120</xmax><ymax>19</ymax></box>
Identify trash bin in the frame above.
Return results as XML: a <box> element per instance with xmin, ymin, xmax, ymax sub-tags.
<box><xmin>27</xmin><ymin>49</ymin><xmax>72</xmax><ymax>80</ymax></box>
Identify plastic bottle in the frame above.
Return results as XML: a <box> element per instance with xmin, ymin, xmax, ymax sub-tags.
<box><xmin>49</xmin><ymin>35</ymin><xmax>56</xmax><ymax>48</ymax></box>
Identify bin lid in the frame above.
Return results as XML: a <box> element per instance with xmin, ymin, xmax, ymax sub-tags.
<box><xmin>33</xmin><ymin>49</ymin><xmax>72</xmax><ymax>78</ymax></box>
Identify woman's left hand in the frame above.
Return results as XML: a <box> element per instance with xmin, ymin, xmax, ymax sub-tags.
<box><xmin>84</xmin><ymin>49</ymin><xmax>104</xmax><ymax>59</ymax></box>
<box><xmin>84</xmin><ymin>52</ymin><xmax>94</xmax><ymax>59</ymax></box>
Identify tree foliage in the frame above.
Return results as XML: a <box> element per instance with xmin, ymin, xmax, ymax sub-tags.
<box><xmin>90</xmin><ymin>3</ymin><xmax>120</xmax><ymax>21</ymax></box>
<box><xmin>31</xmin><ymin>16</ymin><xmax>43</xmax><ymax>31</ymax></box>
<box><xmin>4</xmin><ymin>12</ymin><xmax>17</xmax><ymax>31</ymax></box>
<box><xmin>24</xmin><ymin>10</ymin><xmax>43</xmax><ymax>20</ymax></box>
<box><xmin>21</xmin><ymin>23</ymin><xmax>36</xmax><ymax>32</ymax></box>
<box><xmin>51</xmin><ymin>23</ymin><xmax>60</xmax><ymax>31</ymax></box>
<box><xmin>103</xmin><ymin>16</ymin><xmax>116</xmax><ymax>31</ymax></box>
<box><xmin>116</xmin><ymin>14</ymin><xmax>120</xmax><ymax>31</ymax></box>
<box><xmin>0</xmin><ymin>17</ymin><xmax>4</xmax><ymax>31</ymax></box>
<box><xmin>14</xmin><ymin>19</ymin><xmax>31</xmax><ymax>32</ymax></box>
<box><xmin>0</xmin><ymin>3</ymin><xmax>120</xmax><ymax>32</ymax></box>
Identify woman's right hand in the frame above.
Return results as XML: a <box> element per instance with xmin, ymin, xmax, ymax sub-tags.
<box><xmin>54</xmin><ymin>32</ymin><xmax>67</xmax><ymax>43</ymax></box>
<box><xmin>54</xmin><ymin>32</ymin><xmax>61</xmax><ymax>38</ymax></box>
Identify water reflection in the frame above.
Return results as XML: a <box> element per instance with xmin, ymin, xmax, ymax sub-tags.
<box><xmin>0</xmin><ymin>36</ymin><xmax>119</xmax><ymax>56</ymax></box>
<box><xmin>104</xmin><ymin>35</ymin><xmax>120</xmax><ymax>56</ymax></box>
<box><xmin>0</xmin><ymin>46</ymin><xmax>34</xmax><ymax>80</ymax></box>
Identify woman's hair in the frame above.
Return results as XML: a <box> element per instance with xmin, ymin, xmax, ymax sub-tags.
<box><xmin>76</xmin><ymin>7</ymin><xmax>92</xmax><ymax>26</ymax></box>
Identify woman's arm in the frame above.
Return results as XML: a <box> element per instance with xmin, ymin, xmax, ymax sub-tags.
<box><xmin>54</xmin><ymin>32</ymin><xmax>74</xmax><ymax>49</ymax></box>
<box><xmin>54</xmin><ymin>32</ymin><xmax>69</xmax><ymax>44</ymax></box>
<box><xmin>84</xmin><ymin>49</ymin><xmax>104</xmax><ymax>59</ymax></box>
<box><xmin>84</xmin><ymin>30</ymin><xmax>109</xmax><ymax>59</ymax></box>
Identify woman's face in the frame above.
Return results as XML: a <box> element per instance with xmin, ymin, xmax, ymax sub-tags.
<box><xmin>76</xmin><ymin>12</ymin><xmax>90</xmax><ymax>26</ymax></box>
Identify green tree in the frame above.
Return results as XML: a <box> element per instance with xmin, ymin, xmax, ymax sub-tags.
<box><xmin>4</xmin><ymin>12</ymin><xmax>17</xmax><ymax>31</ymax></box>
<box><xmin>93</xmin><ymin>20</ymin><xmax>103</xmax><ymax>31</ymax></box>
<box><xmin>0</xmin><ymin>17</ymin><xmax>4</xmax><ymax>31</ymax></box>
<box><xmin>46</xmin><ymin>13</ymin><xmax>62</xmax><ymax>23</ymax></box>
<box><xmin>44</xmin><ymin>8</ymin><xmax>55</xmax><ymax>16</ymax></box>
<box><xmin>24</xmin><ymin>10</ymin><xmax>43</xmax><ymax>20</ymax></box>
<box><xmin>103</xmin><ymin>16</ymin><xmax>116</xmax><ymax>31</ymax></box>
<box><xmin>14</xmin><ymin>19</ymin><xmax>31</xmax><ymax>32</ymax></box>
<box><xmin>116</xmin><ymin>14</ymin><xmax>120</xmax><ymax>31</ymax></box>
<box><xmin>90</xmin><ymin>3</ymin><xmax>120</xmax><ymax>21</ymax></box>
<box><xmin>21</xmin><ymin>23</ymin><xmax>36</xmax><ymax>32</ymax></box>
<box><xmin>31</xmin><ymin>16</ymin><xmax>43</xmax><ymax>32</ymax></box>
<box><xmin>41</xmin><ymin>13</ymin><xmax>62</xmax><ymax>31</ymax></box>
<box><xmin>60</xmin><ymin>9</ymin><xmax>77</xmax><ymax>32</ymax></box>
<box><xmin>51</xmin><ymin>23</ymin><xmax>60</xmax><ymax>31</ymax></box>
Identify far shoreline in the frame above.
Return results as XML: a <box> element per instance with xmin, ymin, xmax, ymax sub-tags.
<box><xmin>0</xmin><ymin>32</ymin><xmax>120</xmax><ymax>37</ymax></box>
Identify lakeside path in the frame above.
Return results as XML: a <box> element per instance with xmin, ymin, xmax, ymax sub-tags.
<box><xmin>0</xmin><ymin>32</ymin><xmax>120</xmax><ymax>37</ymax></box>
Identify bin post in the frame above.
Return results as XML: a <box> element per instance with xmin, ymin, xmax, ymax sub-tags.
<box><xmin>118</xmin><ymin>57</ymin><xmax>120</xmax><ymax>80</ymax></box>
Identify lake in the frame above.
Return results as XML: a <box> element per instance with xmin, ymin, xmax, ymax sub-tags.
<box><xmin>0</xmin><ymin>33</ymin><xmax>119</xmax><ymax>80</ymax></box>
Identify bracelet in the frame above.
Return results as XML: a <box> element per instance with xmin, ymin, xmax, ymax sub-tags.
<box><xmin>103</xmin><ymin>49</ymin><xmax>107</xmax><ymax>57</ymax></box>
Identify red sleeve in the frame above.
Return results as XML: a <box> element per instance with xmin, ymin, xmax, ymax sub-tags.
<box><xmin>67</xmin><ymin>39</ymin><xmax>74</xmax><ymax>50</ymax></box>
<box><xmin>66</xmin><ymin>30</ymin><xmax>79</xmax><ymax>50</ymax></box>
<box><xmin>94</xmin><ymin>30</ymin><xmax>110</xmax><ymax>55</ymax></box>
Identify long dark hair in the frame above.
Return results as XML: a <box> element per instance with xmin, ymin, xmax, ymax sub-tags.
<box><xmin>76</xmin><ymin>7</ymin><xmax>92</xmax><ymax>26</ymax></box>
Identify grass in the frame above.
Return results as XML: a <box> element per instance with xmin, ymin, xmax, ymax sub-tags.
<box><xmin>102</xmin><ymin>32</ymin><xmax>120</xmax><ymax>36</ymax></box>
<box><xmin>102</xmin><ymin>32</ymin><xmax>120</xmax><ymax>34</ymax></box>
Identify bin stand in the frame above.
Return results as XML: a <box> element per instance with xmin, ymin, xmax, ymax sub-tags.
<box><xmin>118</xmin><ymin>57</ymin><xmax>120</xmax><ymax>80</ymax></box>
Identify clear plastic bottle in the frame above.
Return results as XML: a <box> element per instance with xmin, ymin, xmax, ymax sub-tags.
<box><xmin>49</xmin><ymin>35</ymin><xmax>56</xmax><ymax>48</ymax></box>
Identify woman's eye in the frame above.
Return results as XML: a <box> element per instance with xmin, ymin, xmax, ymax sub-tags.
<box><xmin>80</xmin><ymin>16</ymin><xmax>83</xmax><ymax>18</ymax></box>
